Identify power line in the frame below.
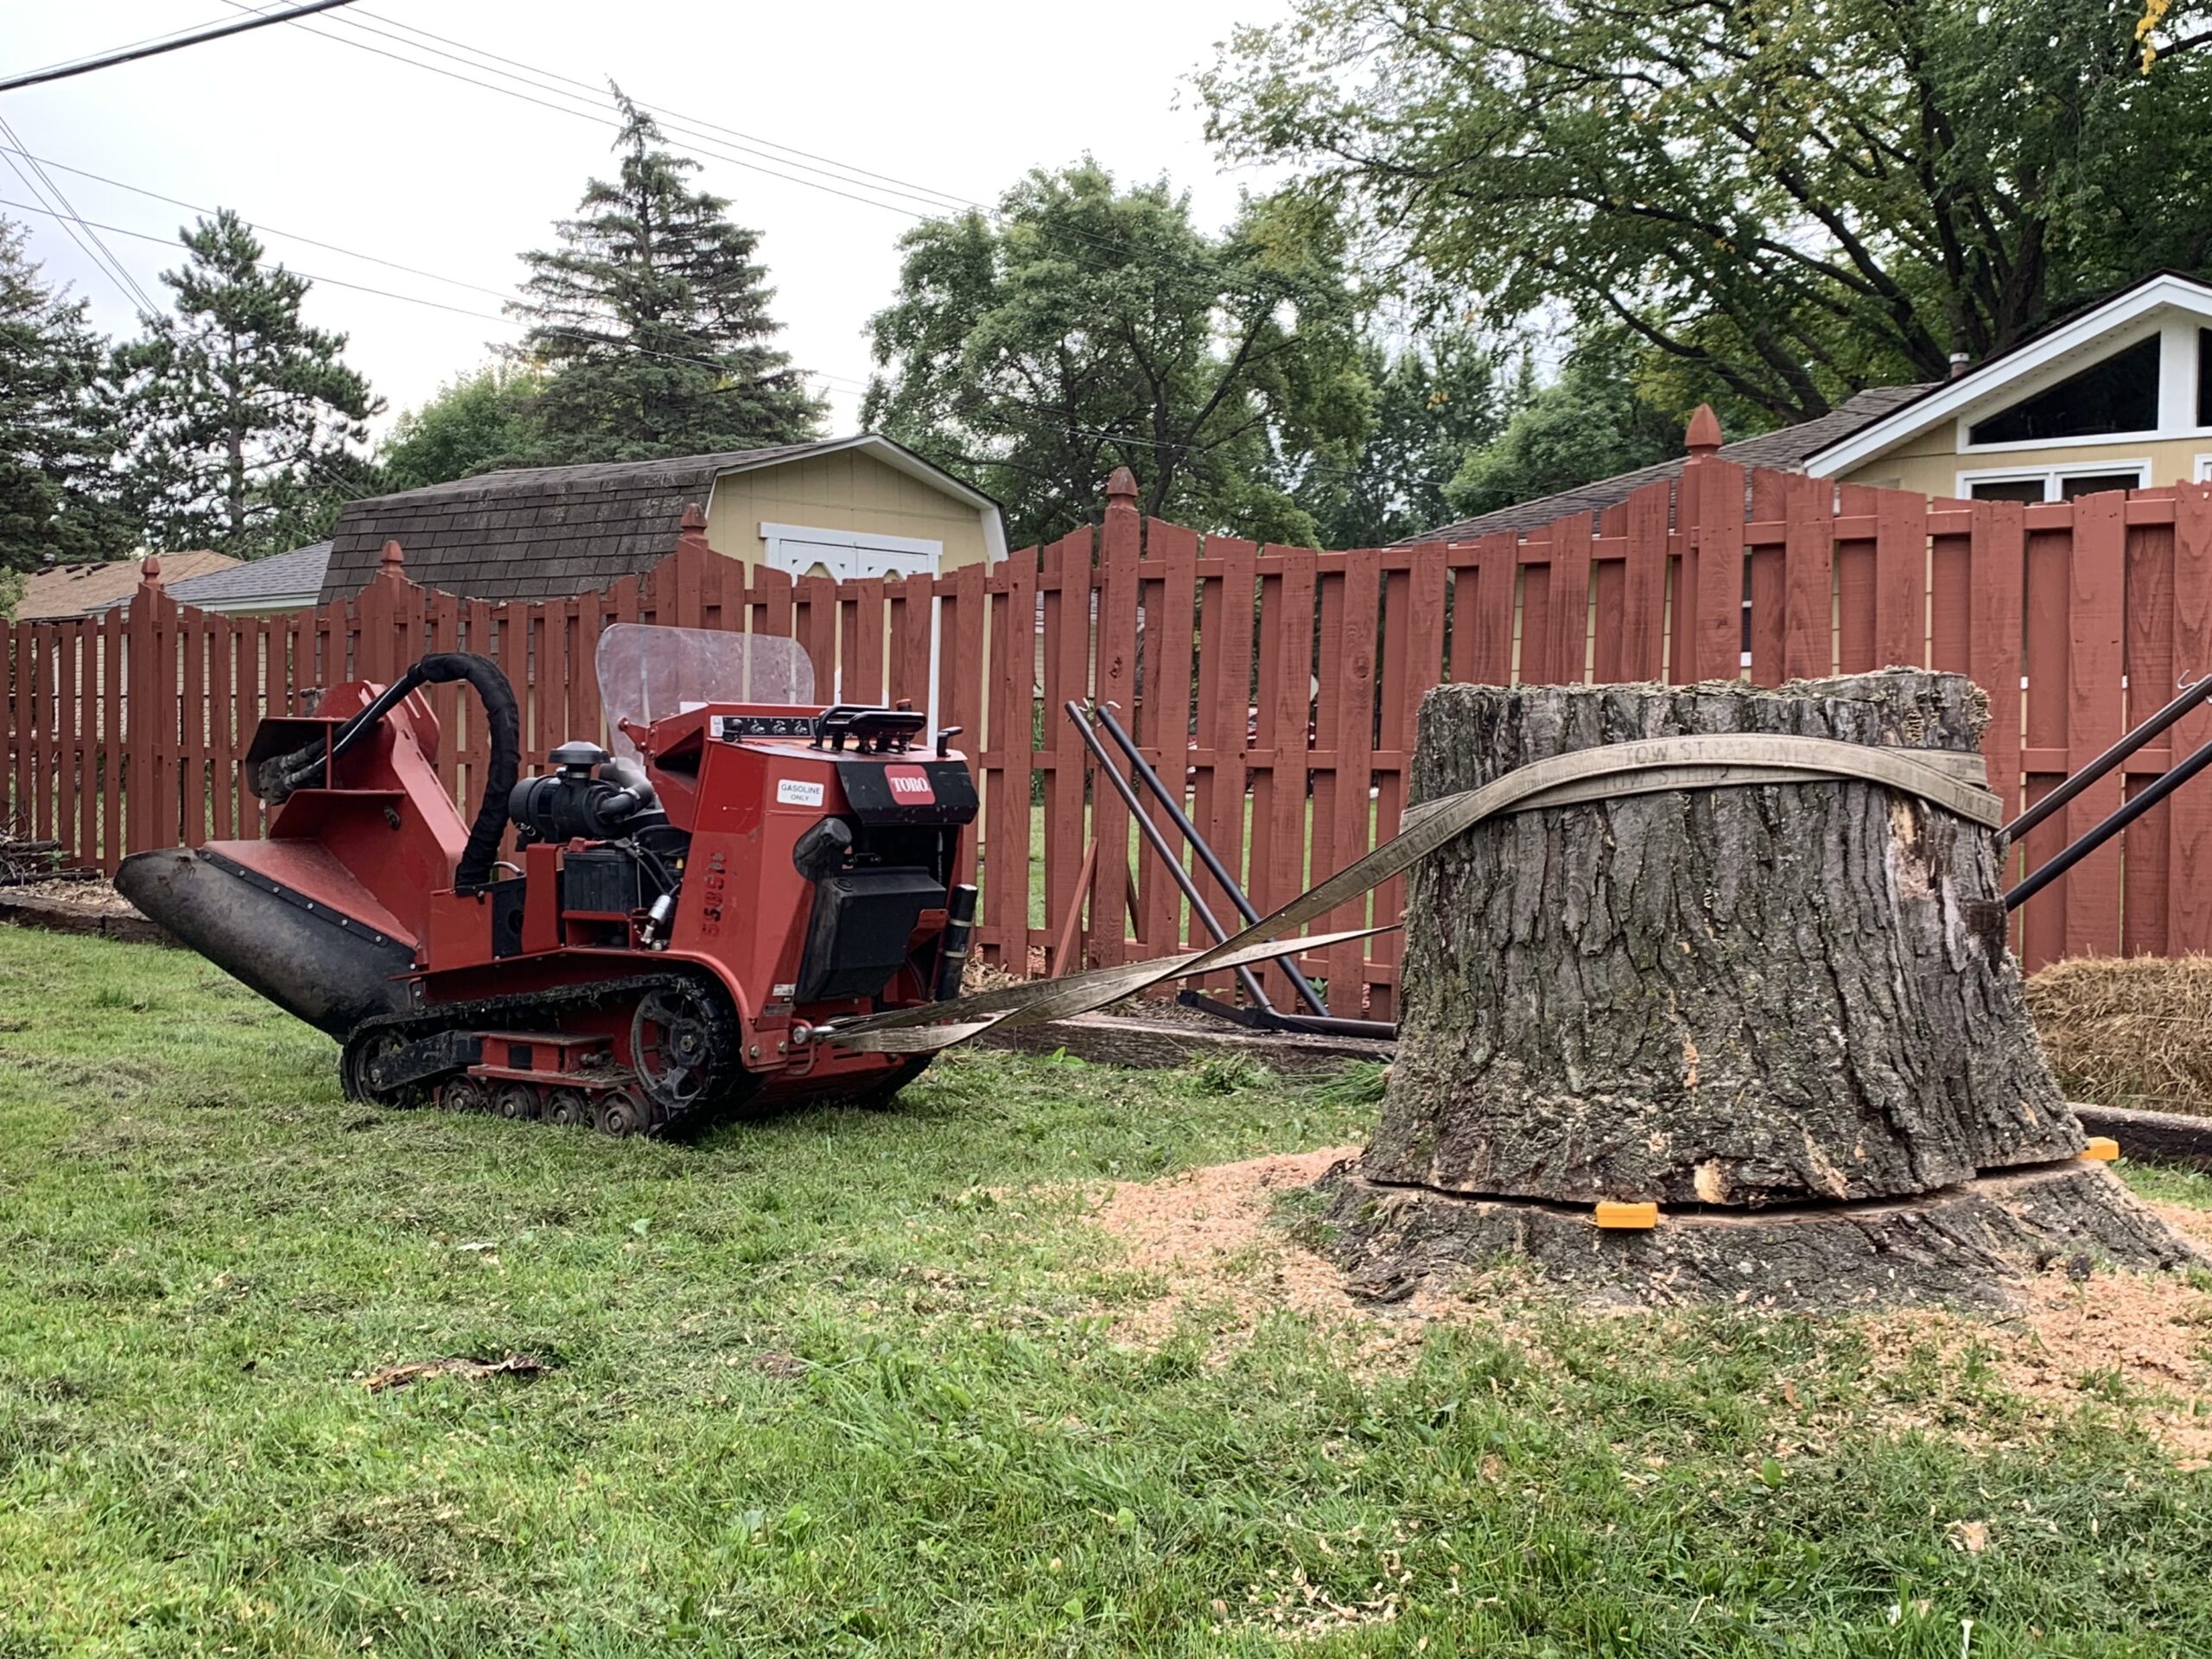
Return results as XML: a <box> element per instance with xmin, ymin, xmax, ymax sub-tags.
<box><xmin>0</xmin><ymin>194</ymin><xmax>512</xmax><ymax>321</ymax></box>
<box><xmin>0</xmin><ymin>139</ymin><xmax>145</xmax><ymax>313</ymax></box>
<box><xmin>344</xmin><ymin>5</ymin><xmax>982</xmax><ymax>213</ymax></box>
<box><xmin>222</xmin><ymin>0</ymin><xmax>1389</xmax><ymax>334</ymax></box>
<box><xmin>213</xmin><ymin>0</ymin><xmax>932</xmax><ymax>219</ymax></box>
<box><xmin>0</xmin><ymin>142</ymin><xmax>516</xmax><ymax>302</ymax></box>
<box><xmin>0</xmin><ymin>119</ymin><xmax>162</xmax><ymax>315</ymax></box>
<box><xmin>0</xmin><ymin>193</ymin><xmax>874</xmax><ymax>403</ymax></box>
<box><xmin>0</xmin><ymin>0</ymin><xmax>364</xmax><ymax>95</ymax></box>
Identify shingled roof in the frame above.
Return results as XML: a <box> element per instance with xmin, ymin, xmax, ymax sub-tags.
<box><xmin>319</xmin><ymin>435</ymin><xmax>995</xmax><ymax>604</ymax></box>
<box><xmin>1397</xmin><ymin>384</ymin><xmax>1936</xmax><ymax>545</ymax></box>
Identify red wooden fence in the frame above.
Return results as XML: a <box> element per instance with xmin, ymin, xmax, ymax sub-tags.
<box><xmin>11</xmin><ymin>465</ymin><xmax>2212</xmax><ymax>995</ymax></box>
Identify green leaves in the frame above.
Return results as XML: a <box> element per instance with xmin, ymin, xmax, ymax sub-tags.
<box><xmin>863</xmin><ymin>162</ymin><xmax>1373</xmax><ymax>548</ymax></box>
<box><xmin>1202</xmin><ymin>0</ymin><xmax>2212</xmax><ymax>427</ymax></box>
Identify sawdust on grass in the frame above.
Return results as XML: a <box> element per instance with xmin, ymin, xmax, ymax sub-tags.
<box><xmin>1084</xmin><ymin>1149</ymin><xmax>2212</xmax><ymax>1461</ymax></box>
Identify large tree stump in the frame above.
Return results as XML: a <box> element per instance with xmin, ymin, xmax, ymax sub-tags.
<box><xmin>1325</xmin><ymin>672</ymin><xmax>2199</xmax><ymax>1309</ymax></box>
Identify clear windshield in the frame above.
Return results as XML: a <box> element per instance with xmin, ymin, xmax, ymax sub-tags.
<box><xmin>597</xmin><ymin>623</ymin><xmax>817</xmax><ymax>757</ymax></box>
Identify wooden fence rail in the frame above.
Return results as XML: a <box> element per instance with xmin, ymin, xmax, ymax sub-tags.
<box><xmin>11</xmin><ymin>466</ymin><xmax>2212</xmax><ymax>995</ymax></box>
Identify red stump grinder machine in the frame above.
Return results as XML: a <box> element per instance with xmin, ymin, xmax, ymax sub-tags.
<box><xmin>117</xmin><ymin>625</ymin><xmax>979</xmax><ymax>1136</ymax></box>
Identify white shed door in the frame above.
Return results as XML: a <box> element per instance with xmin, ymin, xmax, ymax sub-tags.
<box><xmin>759</xmin><ymin>522</ymin><xmax>943</xmax><ymax>582</ymax></box>
<box><xmin>758</xmin><ymin>523</ymin><xmax>944</xmax><ymax>718</ymax></box>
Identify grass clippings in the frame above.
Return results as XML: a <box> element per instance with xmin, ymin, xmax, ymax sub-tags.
<box><xmin>2027</xmin><ymin>952</ymin><xmax>2212</xmax><ymax>1116</ymax></box>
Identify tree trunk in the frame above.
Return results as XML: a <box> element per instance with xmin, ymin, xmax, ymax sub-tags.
<box><xmin>1325</xmin><ymin>671</ymin><xmax>2199</xmax><ymax>1309</ymax></box>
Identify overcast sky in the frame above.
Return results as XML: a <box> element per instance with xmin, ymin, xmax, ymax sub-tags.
<box><xmin>4</xmin><ymin>0</ymin><xmax>1276</xmax><ymax>439</ymax></box>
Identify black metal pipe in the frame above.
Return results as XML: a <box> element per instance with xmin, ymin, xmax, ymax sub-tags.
<box><xmin>1088</xmin><ymin>701</ymin><xmax>1334</xmax><ymax>1020</ymax></box>
<box><xmin>2005</xmin><ymin>673</ymin><xmax>2212</xmax><ymax>842</ymax></box>
<box><xmin>1063</xmin><ymin>700</ymin><xmax>1280</xmax><ymax>1015</ymax></box>
<box><xmin>2007</xmin><ymin>731</ymin><xmax>2212</xmax><ymax>910</ymax></box>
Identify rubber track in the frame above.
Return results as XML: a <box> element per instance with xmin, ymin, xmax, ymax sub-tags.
<box><xmin>343</xmin><ymin>968</ymin><xmax>745</xmax><ymax>1138</ymax></box>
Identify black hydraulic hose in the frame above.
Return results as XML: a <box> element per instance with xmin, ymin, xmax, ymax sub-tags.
<box><xmin>262</xmin><ymin>652</ymin><xmax>519</xmax><ymax>896</ymax></box>
<box><xmin>1090</xmin><ymin>701</ymin><xmax>1334</xmax><ymax>1020</ymax></box>
<box><xmin>2005</xmin><ymin>673</ymin><xmax>2212</xmax><ymax>843</ymax></box>
<box><xmin>416</xmin><ymin>654</ymin><xmax>519</xmax><ymax>893</ymax></box>
<box><xmin>2007</xmin><ymin>730</ymin><xmax>2212</xmax><ymax>911</ymax></box>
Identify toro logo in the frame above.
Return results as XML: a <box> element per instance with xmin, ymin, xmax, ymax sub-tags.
<box><xmin>885</xmin><ymin>765</ymin><xmax>936</xmax><ymax>804</ymax></box>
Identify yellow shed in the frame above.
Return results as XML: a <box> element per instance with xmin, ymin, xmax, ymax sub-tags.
<box><xmin>320</xmin><ymin>435</ymin><xmax>1007</xmax><ymax>604</ymax></box>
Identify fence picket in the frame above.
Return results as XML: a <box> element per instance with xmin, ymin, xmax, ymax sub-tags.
<box><xmin>1191</xmin><ymin>536</ymin><xmax>1255</xmax><ymax>991</ymax></box>
<box><xmin>2171</xmin><ymin>487</ymin><xmax>2212</xmax><ymax>954</ymax></box>
<box><xmin>1622</xmin><ymin>481</ymin><xmax>1670</xmax><ymax>680</ymax></box>
<box><xmin>12</xmin><ymin>463</ymin><xmax>2211</xmax><ymax>985</ymax></box>
<box><xmin>1690</xmin><ymin>458</ymin><xmax>1747</xmax><ymax>681</ymax></box>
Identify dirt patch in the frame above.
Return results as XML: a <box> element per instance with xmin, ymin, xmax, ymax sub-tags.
<box><xmin>1084</xmin><ymin>1150</ymin><xmax>2212</xmax><ymax>1459</ymax></box>
<box><xmin>2028</xmin><ymin>955</ymin><xmax>2212</xmax><ymax>1119</ymax></box>
<box><xmin>359</xmin><ymin>1352</ymin><xmax>550</xmax><ymax>1393</ymax></box>
<box><xmin>1084</xmin><ymin>1147</ymin><xmax>1535</xmax><ymax>1372</ymax></box>
<box><xmin>3</xmin><ymin>876</ymin><xmax>135</xmax><ymax>915</ymax></box>
<box><xmin>1089</xmin><ymin>1147</ymin><xmax>1363</xmax><ymax>1343</ymax></box>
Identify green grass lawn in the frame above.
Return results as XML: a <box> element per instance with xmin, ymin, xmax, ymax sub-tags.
<box><xmin>3</xmin><ymin>925</ymin><xmax>2210</xmax><ymax>1656</ymax></box>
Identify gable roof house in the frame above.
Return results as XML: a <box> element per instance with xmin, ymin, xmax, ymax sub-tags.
<box><xmin>15</xmin><ymin>551</ymin><xmax>242</xmax><ymax>621</ymax></box>
<box><xmin>129</xmin><ymin>542</ymin><xmax>332</xmax><ymax>615</ymax></box>
<box><xmin>1405</xmin><ymin>270</ymin><xmax>2212</xmax><ymax>544</ymax></box>
<box><xmin>321</xmin><ymin>434</ymin><xmax>1005</xmax><ymax>605</ymax></box>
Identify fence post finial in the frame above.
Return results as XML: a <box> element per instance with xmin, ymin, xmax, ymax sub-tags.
<box><xmin>677</xmin><ymin>503</ymin><xmax>712</xmax><ymax>561</ymax></box>
<box><xmin>1685</xmin><ymin>404</ymin><xmax>1723</xmax><ymax>461</ymax></box>
<box><xmin>1105</xmin><ymin>467</ymin><xmax>1140</xmax><ymax>512</ymax></box>
<box><xmin>141</xmin><ymin>554</ymin><xmax>163</xmax><ymax>588</ymax></box>
<box><xmin>378</xmin><ymin>539</ymin><xmax>406</xmax><ymax>582</ymax></box>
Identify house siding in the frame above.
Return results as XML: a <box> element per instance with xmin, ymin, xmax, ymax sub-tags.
<box><xmin>703</xmin><ymin>450</ymin><xmax>992</xmax><ymax>572</ymax></box>
<box><xmin>1840</xmin><ymin>435</ymin><xmax>2212</xmax><ymax>499</ymax></box>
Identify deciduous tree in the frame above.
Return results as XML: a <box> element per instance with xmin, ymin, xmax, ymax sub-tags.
<box><xmin>864</xmin><ymin>163</ymin><xmax>1372</xmax><ymax>548</ymax></box>
<box><xmin>1306</xmin><ymin>328</ymin><xmax>1512</xmax><ymax>543</ymax></box>
<box><xmin>378</xmin><ymin>362</ymin><xmax>545</xmax><ymax>491</ymax></box>
<box><xmin>1202</xmin><ymin>0</ymin><xmax>2212</xmax><ymax>424</ymax></box>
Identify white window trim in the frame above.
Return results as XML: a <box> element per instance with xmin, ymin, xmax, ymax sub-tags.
<box><xmin>2195</xmin><ymin>454</ymin><xmax>2212</xmax><ymax>483</ymax></box>
<box><xmin>1953</xmin><ymin>459</ymin><xmax>2152</xmax><ymax>502</ymax></box>
<box><xmin>1808</xmin><ymin>276</ymin><xmax>2212</xmax><ymax>475</ymax></box>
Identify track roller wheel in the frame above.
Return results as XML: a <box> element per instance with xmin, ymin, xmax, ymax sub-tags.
<box><xmin>543</xmin><ymin>1087</ymin><xmax>592</xmax><ymax>1128</ymax></box>
<box><xmin>343</xmin><ymin>1031</ymin><xmax>411</xmax><ymax>1105</ymax></box>
<box><xmin>442</xmin><ymin>1077</ymin><xmax>489</xmax><ymax>1115</ymax></box>
<box><xmin>493</xmin><ymin>1083</ymin><xmax>541</xmax><ymax>1121</ymax></box>
<box><xmin>594</xmin><ymin>1086</ymin><xmax>664</xmax><ymax>1139</ymax></box>
<box><xmin>631</xmin><ymin>982</ymin><xmax>734</xmax><ymax>1116</ymax></box>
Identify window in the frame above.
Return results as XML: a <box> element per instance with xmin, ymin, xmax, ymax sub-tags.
<box><xmin>1959</xmin><ymin>461</ymin><xmax>2150</xmax><ymax>503</ymax></box>
<box><xmin>1967</xmin><ymin>336</ymin><xmax>2160</xmax><ymax>445</ymax></box>
<box><xmin>2200</xmin><ymin>330</ymin><xmax>2212</xmax><ymax>428</ymax></box>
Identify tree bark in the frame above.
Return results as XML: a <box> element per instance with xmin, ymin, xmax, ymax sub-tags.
<box><xmin>1367</xmin><ymin>672</ymin><xmax>2074</xmax><ymax>1208</ymax></box>
<box><xmin>1325</xmin><ymin>671</ymin><xmax>2199</xmax><ymax>1309</ymax></box>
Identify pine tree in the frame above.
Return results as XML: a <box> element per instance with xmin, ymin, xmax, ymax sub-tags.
<box><xmin>111</xmin><ymin>209</ymin><xmax>379</xmax><ymax>559</ymax></box>
<box><xmin>513</xmin><ymin>92</ymin><xmax>822</xmax><ymax>461</ymax></box>
<box><xmin>0</xmin><ymin>217</ymin><xmax>132</xmax><ymax>574</ymax></box>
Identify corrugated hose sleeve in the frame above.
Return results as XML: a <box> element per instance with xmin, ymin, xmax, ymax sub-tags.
<box><xmin>411</xmin><ymin>652</ymin><xmax>520</xmax><ymax>894</ymax></box>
